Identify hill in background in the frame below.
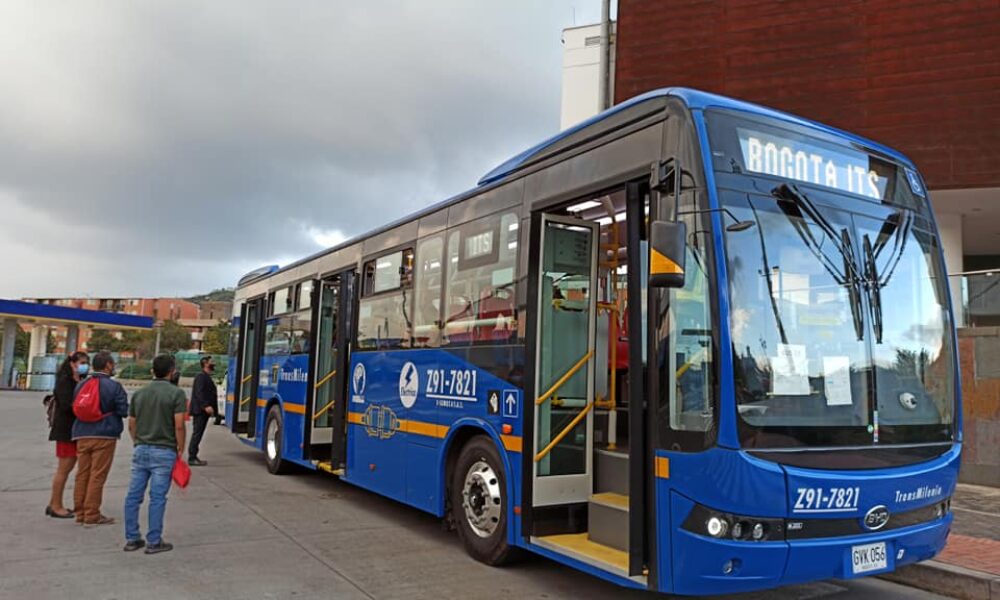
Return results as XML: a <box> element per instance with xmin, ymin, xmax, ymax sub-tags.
<box><xmin>187</xmin><ymin>288</ymin><xmax>235</xmax><ymax>304</ymax></box>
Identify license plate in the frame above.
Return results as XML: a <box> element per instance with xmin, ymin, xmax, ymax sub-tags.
<box><xmin>850</xmin><ymin>541</ymin><xmax>888</xmax><ymax>575</ymax></box>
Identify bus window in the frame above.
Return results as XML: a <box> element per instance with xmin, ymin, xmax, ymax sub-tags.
<box><xmin>414</xmin><ymin>236</ymin><xmax>444</xmax><ymax>348</ymax></box>
<box><xmin>443</xmin><ymin>212</ymin><xmax>518</xmax><ymax>346</ymax></box>
<box><xmin>270</xmin><ymin>287</ymin><xmax>293</xmax><ymax>316</ymax></box>
<box><xmin>296</xmin><ymin>280</ymin><xmax>313</xmax><ymax>311</ymax></box>
<box><xmin>264</xmin><ymin>317</ymin><xmax>292</xmax><ymax>356</ymax></box>
<box><xmin>290</xmin><ymin>310</ymin><xmax>312</xmax><ymax>354</ymax></box>
<box><xmin>357</xmin><ymin>248</ymin><xmax>415</xmax><ymax>351</ymax></box>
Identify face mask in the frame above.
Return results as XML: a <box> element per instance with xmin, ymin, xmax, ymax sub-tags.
<box><xmin>77</xmin><ymin>363</ymin><xmax>90</xmax><ymax>376</ymax></box>
<box><xmin>208</xmin><ymin>364</ymin><xmax>216</xmax><ymax>372</ymax></box>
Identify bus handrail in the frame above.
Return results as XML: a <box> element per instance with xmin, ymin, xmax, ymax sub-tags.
<box><xmin>534</xmin><ymin>400</ymin><xmax>593</xmax><ymax>463</ymax></box>
<box><xmin>535</xmin><ymin>350</ymin><xmax>594</xmax><ymax>406</ymax></box>
<box><xmin>313</xmin><ymin>399</ymin><xmax>336</xmax><ymax>421</ymax></box>
<box><xmin>239</xmin><ymin>396</ymin><xmax>253</xmax><ymax>407</ymax></box>
<box><xmin>241</xmin><ymin>374</ymin><xmax>253</xmax><ymax>384</ymax></box>
<box><xmin>314</xmin><ymin>369</ymin><xmax>337</xmax><ymax>390</ymax></box>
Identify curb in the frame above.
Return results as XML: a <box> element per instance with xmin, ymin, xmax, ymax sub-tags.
<box><xmin>880</xmin><ymin>560</ymin><xmax>1000</xmax><ymax>600</ymax></box>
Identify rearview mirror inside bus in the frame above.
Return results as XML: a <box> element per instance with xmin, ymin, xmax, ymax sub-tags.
<box><xmin>649</xmin><ymin>220</ymin><xmax>687</xmax><ymax>288</ymax></box>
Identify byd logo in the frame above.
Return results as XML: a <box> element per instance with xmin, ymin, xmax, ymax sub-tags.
<box><xmin>863</xmin><ymin>505</ymin><xmax>890</xmax><ymax>531</ymax></box>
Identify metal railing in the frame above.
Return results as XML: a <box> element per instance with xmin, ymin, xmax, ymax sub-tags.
<box><xmin>950</xmin><ymin>269</ymin><xmax>1000</xmax><ymax>328</ymax></box>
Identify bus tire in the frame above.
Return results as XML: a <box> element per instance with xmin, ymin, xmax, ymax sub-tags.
<box><xmin>451</xmin><ymin>436</ymin><xmax>514</xmax><ymax>566</ymax></box>
<box><xmin>264</xmin><ymin>405</ymin><xmax>290</xmax><ymax>475</ymax></box>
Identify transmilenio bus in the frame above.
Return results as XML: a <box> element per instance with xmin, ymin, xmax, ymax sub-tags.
<box><xmin>226</xmin><ymin>88</ymin><xmax>960</xmax><ymax>595</ymax></box>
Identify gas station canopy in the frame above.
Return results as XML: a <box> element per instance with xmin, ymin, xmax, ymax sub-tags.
<box><xmin>0</xmin><ymin>298</ymin><xmax>154</xmax><ymax>389</ymax></box>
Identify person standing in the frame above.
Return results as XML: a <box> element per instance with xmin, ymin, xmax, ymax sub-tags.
<box><xmin>187</xmin><ymin>356</ymin><xmax>218</xmax><ymax>466</ymax></box>
<box><xmin>46</xmin><ymin>351</ymin><xmax>89</xmax><ymax>518</ymax></box>
<box><xmin>72</xmin><ymin>351</ymin><xmax>128</xmax><ymax>526</ymax></box>
<box><xmin>123</xmin><ymin>354</ymin><xmax>187</xmax><ymax>554</ymax></box>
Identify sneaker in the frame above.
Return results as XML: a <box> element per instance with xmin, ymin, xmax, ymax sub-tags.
<box><xmin>123</xmin><ymin>539</ymin><xmax>146</xmax><ymax>552</ymax></box>
<box><xmin>188</xmin><ymin>458</ymin><xmax>208</xmax><ymax>466</ymax></box>
<box><xmin>145</xmin><ymin>541</ymin><xmax>173</xmax><ymax>554</ymax></box>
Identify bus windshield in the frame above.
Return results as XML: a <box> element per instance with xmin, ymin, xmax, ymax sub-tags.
<box><xmin>705</xmin><ymin>109</ymin><xmax>956</xmax><ymax>449</ymax></box>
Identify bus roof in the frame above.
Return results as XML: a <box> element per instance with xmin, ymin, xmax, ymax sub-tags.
<box><xmin>478</xmin><ymin>87</ymin><xmax>915</xmax><ymax>186</ymax></box>
<box><xmin>237</xmin><ymin>87</ymin><xmax>917</xmax><ymax>288</ymax></box>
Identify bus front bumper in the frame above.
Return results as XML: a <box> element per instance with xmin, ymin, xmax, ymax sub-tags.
<box><xmin>667</xmin><ymin>513</ymin><xmax>951</xmax><ymax>596</ymax></box>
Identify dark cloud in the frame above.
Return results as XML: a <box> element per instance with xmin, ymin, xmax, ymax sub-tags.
<box><xmin>0</xmin><ymin>1</ymin><xmax>598</xmax><ymax>297</ymax></box>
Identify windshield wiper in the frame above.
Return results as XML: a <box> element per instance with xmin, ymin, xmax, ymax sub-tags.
<box><xmin>771</xmin><ymin>183</ymin><xmax>866</xmax><ymax>341</ymax></box>
<box><xmin>862</xmin><ymin>234</ymin><xmax>884</xmax><ymax>343</ymax></box>
<box><xmin>864</xmin><ymin>210</ymin><xmax>913</xmax><ymax>344</ymax></box>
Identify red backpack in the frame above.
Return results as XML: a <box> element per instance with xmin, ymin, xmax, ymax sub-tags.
<box><xmin>72</xmin><ymin>377</ymin><xmax>107</xmax><ymax>422</ymax></box>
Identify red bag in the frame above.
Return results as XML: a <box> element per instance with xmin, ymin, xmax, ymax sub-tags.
<box><xmin>172</xmin><ymin>457</ymin><xmax>191</xmax><ymax>488</ymax></box>
<box><xmin>72</xmin><ymin>378</ymin><xmax>107</xmax><ymax>422</ymax></box>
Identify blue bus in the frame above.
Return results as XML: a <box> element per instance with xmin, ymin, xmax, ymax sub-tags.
<box><xmin>226</xmin><ymin>88</ymin><xmax>960</xmax><ymax>595</ymax></box>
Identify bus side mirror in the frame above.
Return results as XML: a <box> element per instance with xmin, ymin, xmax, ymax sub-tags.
<box><xmin>649</xmin><ymin>220</ymin><xmax>687</xmax><ymax>288</ymax></box>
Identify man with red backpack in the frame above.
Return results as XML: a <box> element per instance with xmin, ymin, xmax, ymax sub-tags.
<box><xmin>71</xmin><ymin>351</ymin><xmax>129</xmax><ymax>526</ymax></box>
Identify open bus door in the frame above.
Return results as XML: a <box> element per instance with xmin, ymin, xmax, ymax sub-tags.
<box><xmin>233</xmin><ymin>296</ymin><xmax>265</xmax><ymax>437</ymax></box>
<box><xmin>531</xmin><ymin>214</ymin><xmax>599</xmax><ymax>507</ymax></box>
<box><xmin>306</xmin><ymin>270</ymin><xmax>355</xmax><ymax>472</ymax></box>
<box><xmin>526</xmin><ymin>183</ymin><xmax>653</xmax><ymax>583</ymax></box>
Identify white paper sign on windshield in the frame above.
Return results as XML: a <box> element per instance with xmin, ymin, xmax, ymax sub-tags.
<box><xmin>823</xmin><ymin>356</ymin><xmax>853</xmax><ymax>406</ymax></box>
<box><xmin>772</xmin><ymin>343</ymin><xmax>810</xmax><ymax>396</ymax></box>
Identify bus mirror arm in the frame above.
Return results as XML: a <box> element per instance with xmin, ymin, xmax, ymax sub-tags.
<box><xmin>649</xmin><ymin>220</ymin><xmax>687</xmax><ymax>288</ymax></box>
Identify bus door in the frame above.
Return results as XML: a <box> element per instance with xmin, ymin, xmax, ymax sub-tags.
<box><xmin>532</xmin><ymin>214</ymin><xmax>599</xmax><ymax>507</ymax></box>
<box><xmin>308</xmin><ymin>271</ymin><xmax>355</xmax><ymax>470</ymax></box>
<box><xmin>234</xmin><ymin>296</ymin><xmax>265</xmax><ymax>437</ymax></box>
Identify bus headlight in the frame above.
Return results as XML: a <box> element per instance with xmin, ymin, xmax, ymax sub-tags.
<box><xmin>683</xmin><ymin>504</ymin><xmax>783</xmax><ymax>542</ymax></box>
<box><xmin>706</xmin><ymin>516</ymin><xmax>729</xmax><ymax>538</ymax></box>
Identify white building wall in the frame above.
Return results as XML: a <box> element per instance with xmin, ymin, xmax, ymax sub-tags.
<box><xmin>560</xmin><ymin>23</ymin><xmax>616</xmax><ymax>130</ymax></box>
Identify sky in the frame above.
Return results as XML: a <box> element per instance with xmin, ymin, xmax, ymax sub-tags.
<box><xmin>0</xmin><ymin>1</ymin><xmax>606</xmax><ymax>298</ymax></box>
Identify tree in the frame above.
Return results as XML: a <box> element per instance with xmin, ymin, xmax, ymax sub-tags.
<box><xmin>87</xmin><ymin>329</ymin><xmax>119</xmax><ymax>352</ymax></box>
<box><xmin>158</xmin><ymin>320</ymin><xmax>193</xmax><ymax>354</ymax></box>
<box><xmin>46</xmin><ymin>332</ymin><xmax>56</xmax><ymax>354</ymax></box>
<box><xmin>201</xmin><ymin>321</ymin><xmax>232</xmax><ymax>354</ymax></box>
<box><xmin>13</xmin><ymin>327</ymin><xmax>29</xmax><ymax>359</ymax></box>
<box><xmin>118</xmin><ymin>329</ymin><xmax>156</xmax><ymax>359</ymax></box>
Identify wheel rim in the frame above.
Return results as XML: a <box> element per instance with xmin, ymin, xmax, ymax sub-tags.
<box><xmin>266</xmin><ymin>417</ymin><xmax>278</xmax><ymax>461</ymax></box>
<box><xmin>461</xmin><ymin>459</ymin><xmax>502</xmax><ymax>538</ymax></box>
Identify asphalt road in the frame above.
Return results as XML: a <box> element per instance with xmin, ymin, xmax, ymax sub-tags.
<box><xmin>0</xmin><ymin>391</ymin><xmax>953</xmax><ymax>600</ymax></box>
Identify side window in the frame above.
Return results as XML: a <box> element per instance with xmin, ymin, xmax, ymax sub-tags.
<box><xmin>656</xmin><ymin>187</ymin><xmax>717</xmax><ymax>448</ymax></box>
<box><xmin>264</xmin><ymin>317</ymin><xmax>292</xmax><ymax>356</ymax></box>
<box><xmin>290</xmin><ymin>310</ymin><xmax>312</xmax><ymax>354</ymax></box>
<box><xmin>443</xmin><ymin>212</ymin><xmax>519</xmax><ymax>346</ymax></box>
<box><xmin>413</xmin><ymin>236</ymin><xmax>444</xmax><ymax>348</ymax></box>
<box><xmin>270</xmin><ymin>287</ymin><xmax>292</xmax><ymax>316</ymax></box>
<box><xmin>296</xmin><ymin>281</ymin><xmax>313</xmax><ymax>311</ymax></box>
<box><xmin>357</xmin><ymin>248</ymin><xmax>415</xmax><ymax>350</ymax></box>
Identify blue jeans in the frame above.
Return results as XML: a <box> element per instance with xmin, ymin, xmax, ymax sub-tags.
<box><xmin>124</xmin><ymin>444</ymin><xmax>176</xmax><ymax>544</ymax></box>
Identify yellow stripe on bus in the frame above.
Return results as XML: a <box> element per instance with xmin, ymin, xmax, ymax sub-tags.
<box><xmin>284</xmin><ymin>403</ymin><xmax>306</xmax><ymax>414</ymax></box>
<box><xmin>655</xmin><ymin>456</ymin><xmax>670</xmax><ymax>479</ymax></box>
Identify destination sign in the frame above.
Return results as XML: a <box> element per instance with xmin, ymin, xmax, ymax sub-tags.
<box><xmin>738</xmin><ymin>128</ymin><xmax>889</xmax><ymax>201</ymax></box>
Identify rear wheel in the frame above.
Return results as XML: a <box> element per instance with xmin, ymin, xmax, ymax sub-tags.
<box><xmin>264</xmin><ymin>406</ymin><xmax>290</xmax><ymax>475</ymax></box>
<box><xmin>451</xmin><ymin>436</ymin><xmax>515</xmax><ymax>565</ymax></box>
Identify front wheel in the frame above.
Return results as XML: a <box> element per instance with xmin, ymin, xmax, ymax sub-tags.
<box><xmin>451</xmin><ymin>436</ymin><xmax>515</xmax><ymax>565</ymax></box>
<box><xmin>264</xmin><ymin>406</ymin><xmax>290</xmax><ymax>475</ymax></box>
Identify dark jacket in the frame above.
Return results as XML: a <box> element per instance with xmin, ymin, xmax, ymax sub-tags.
<box><xmin>189</xmin><ymin>371</ymin><xmax>219</xmax><ymax>416</ymax></box>
<box><xmin>70</xmin><ymin>373</ymin><xmax>128</xmax><ymax>440</ymax></box>
<box><xmin>48</xmin><ymin>371</ymin><xmax>78</xmax><ymax>442</ymax></box>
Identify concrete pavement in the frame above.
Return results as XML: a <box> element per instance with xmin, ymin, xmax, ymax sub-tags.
<box><xmin>0</xmin><ymin>390</ymin><xmax>954</xmax><ymax>600</ymax></box>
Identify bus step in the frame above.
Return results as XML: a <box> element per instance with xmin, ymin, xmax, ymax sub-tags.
<box><xmin>595</xmin><ymin>448</ymin><xmax>628</xmax><ymax>496</ymax></box>
<box><xmin>588</xmin><ymin>492</ymin><xmax>629</xmax><ymax>551</ymax></box>
<box><xmin>533</xmin><ymin>533</ymin><xmax>629</xmax><ymax>577</ymax></box>
<box><xmin>316</xmin><ymin>461</ymin><xmax>344</xmax><ymax>476</ymax></box>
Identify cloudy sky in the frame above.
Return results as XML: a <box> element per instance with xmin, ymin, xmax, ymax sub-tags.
<box><xmin>0</xmin><ymin>1</ymin><xmax>605</xmax><ymax>298</ymax></box>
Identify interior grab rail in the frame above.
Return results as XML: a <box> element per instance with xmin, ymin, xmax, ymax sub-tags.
<box><xmin>534</xmin><ymin>401</ymin><xmax>594</xmax><ymax>462</ymax></box>
<box><xmin>535</xmin><ymin>349</ymin><xmax>594</xmax><ymax>406</ymax></box>
<box><xmin>313</xmin><ymin>399</ymin><xmax>336</xmax><ymax>421</ymax></box>
<box><xmin>314</xmin><ymin>369</ymin><xmax>337</xmax><ymax>390</ymax></box>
